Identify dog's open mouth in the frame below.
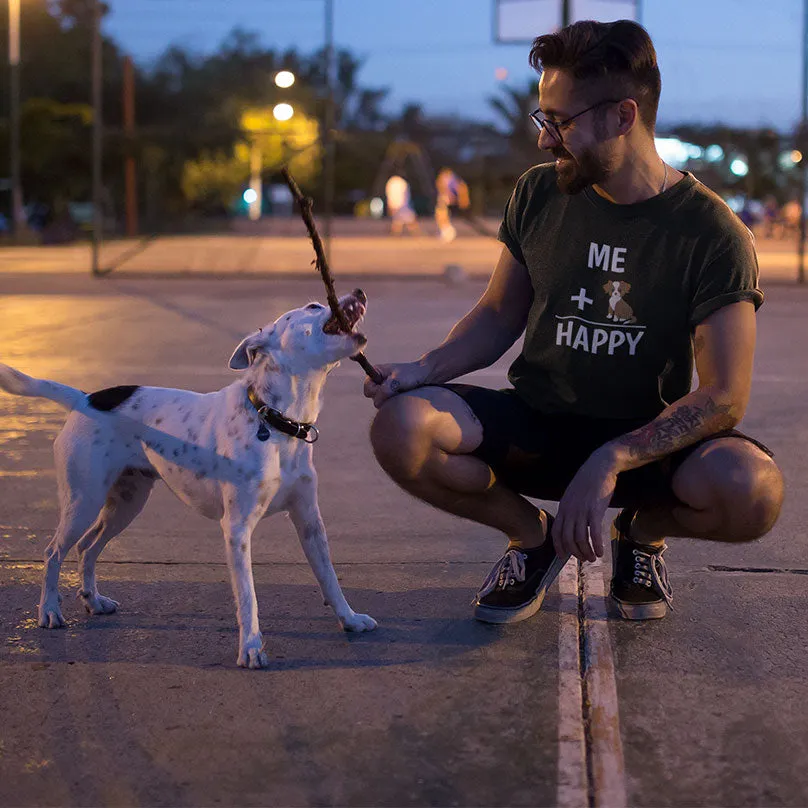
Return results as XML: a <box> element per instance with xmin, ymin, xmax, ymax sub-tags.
<box><xmin>323</xmin><ymin>289</ymin><xmax>367</xmax><ymax>337</ymax></box>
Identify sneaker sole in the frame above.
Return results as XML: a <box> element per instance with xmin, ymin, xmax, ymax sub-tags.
<box><xmin>473</xmin><ymin>553</ymin><xmax>570</xmax><ymax>625</ymax></box>
<box><xmin>611</xmin><ymin>596</ymin><xmax>668</xmax><ymax>620</ymax></box>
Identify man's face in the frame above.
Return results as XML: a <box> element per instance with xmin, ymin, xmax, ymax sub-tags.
<box><xmin>537</xmin><ymin>68</ymin><xmax>616</xmax><ymax>195</ymax></box>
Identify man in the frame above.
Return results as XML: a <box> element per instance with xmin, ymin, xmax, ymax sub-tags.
<box><xmin>363</xmin><ymin>19</ymin><xmax>784</xmax><ymax>625</ymax></box>
<box><xmin>385</xmin><ymin>174</ymin><xmax>420</xmax><ymax>236</ymax></box>
<box><xmin>435</xmin><ymin>167</ymin><xmax>470</xmax><ymax>242</ymax></box>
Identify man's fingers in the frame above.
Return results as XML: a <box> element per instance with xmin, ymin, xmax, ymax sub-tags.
<box><xmin>571</xmin><ymin>518</ymin><xmax>595</xmax><ymax>563</ymax></box>
<box><xmin>589</xmin><ymin>513</ymin><xmax>605</xmax><ymax>558</ymax></box>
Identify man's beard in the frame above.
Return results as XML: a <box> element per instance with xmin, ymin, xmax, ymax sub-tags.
<box><xmin>552</xmin><ymin>147</ymin><xmax>610</xmax><ymax>195</ymax></box>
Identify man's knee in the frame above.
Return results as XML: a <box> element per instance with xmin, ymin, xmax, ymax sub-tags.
<box><xmin>674</xmin><ymin>441</ymin><xmax>784</xmax><ymax>541</ymax></box>
<box><xmin>369</xmin><ymin>395</ymin><xmax>434</xmax><ymax>481</ymax></box>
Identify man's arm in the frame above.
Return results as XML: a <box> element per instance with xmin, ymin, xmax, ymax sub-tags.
<box><xmin>551</xmin><ymin>300</ymin><xmax>757</xmax><ymax>562</ymax></box>
<box><xmin>604</xmin><ymin>300</ymin><xmax>756</xmax><ymax>472</ymax></box>
<box><xmin>363</xmin><ymin>246</ymin><xmax>532</xmax><ymax>407</ymax></box>
<box><xmin>419</xmin><ymin>246</ymin><xmax>533</xmax><ymax>383</ymax></box>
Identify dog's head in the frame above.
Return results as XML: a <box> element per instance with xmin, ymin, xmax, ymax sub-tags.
<box><xmin>602</xmin><ymin>281</ymin><xmax>631</xmax><ymax>296</ymax></box>
<box><xmin>228</xmin><ymin>289</ymin><xmax>368</xmax><ymax>373</ymax></box>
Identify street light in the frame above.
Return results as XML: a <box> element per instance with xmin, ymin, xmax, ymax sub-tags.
<box><xmin>8</xmin><ymin>0</ymin><xmax>24</xmax><ymax>237</ymax></box>
<box><xmin>272</xmin><ymin>103</ymin><xmax>294</xmax><ymax>122</ymax></box>
<box><xmin>274</xmin><ymin>70</ymin><xmax>295</xmax><ymax>89</ymax></box>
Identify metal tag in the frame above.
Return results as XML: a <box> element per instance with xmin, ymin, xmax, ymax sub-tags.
<box><xmin>256</xmin><ymin>423</ymin><xmax>270</xmax><ymax>441</ymax></box>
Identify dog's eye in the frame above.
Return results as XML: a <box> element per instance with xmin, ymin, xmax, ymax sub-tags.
<box><xmin>305</xmin><ymin>303</ymin><xmax>325</xmax><ymax>310</ymax></box>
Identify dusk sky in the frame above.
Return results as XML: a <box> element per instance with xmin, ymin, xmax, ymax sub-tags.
<box><xmin>104</xmin><ymin>0</ymin><xmax>799</xmax><ymax>132</ymax></box>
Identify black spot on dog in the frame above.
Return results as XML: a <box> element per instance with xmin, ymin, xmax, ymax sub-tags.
<box><xmin>155</xmin><ymin>417</ymin><xmax>163</xmax><ymax>425</ymax></box>
<box><xmin>87</xmin><ymin>386</ymin><xmax>140</xmax><ymax>412</ymax></box>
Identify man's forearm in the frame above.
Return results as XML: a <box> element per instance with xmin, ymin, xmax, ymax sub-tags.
<box><xmin>605</xmin><ymin>388</ymin><xmax>741</xmax><ymax>472</ymax></box>
<box><xmin>419</xmin><ymin>305</ymin><xmax>523</xmax><ymax>385</ymax></box>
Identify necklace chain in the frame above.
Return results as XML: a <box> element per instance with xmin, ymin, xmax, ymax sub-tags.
<box><xmin>659</xmin><ymin>161</ymin><xmax>668</xmax><ymax>194</ymax></box>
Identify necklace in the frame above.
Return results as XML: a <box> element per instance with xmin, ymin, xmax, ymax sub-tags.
<box><xmin>659</xmin><ymin>161</ymin><xmax>668</xmax><ymax>194</ymax></box>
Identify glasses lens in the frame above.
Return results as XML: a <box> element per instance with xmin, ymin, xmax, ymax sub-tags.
<box><xmin>530</xmin><ymin>110</ymin><xmax>559</xmax><ymax>140</ymax></box>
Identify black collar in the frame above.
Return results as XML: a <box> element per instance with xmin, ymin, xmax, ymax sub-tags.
<box><xmin>247</xmin><ymin>385</ymin><xmax>319</xmax><ymax>443</ymax></box>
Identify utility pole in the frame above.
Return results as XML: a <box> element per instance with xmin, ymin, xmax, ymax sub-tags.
<box><xmin>9</xmin><ymin>0</ymin><xmax>24</xmax><ymax>237</ymax></box>
<box><xmin>91</xmin><ymin>0</ymin><xmax>103</xmax><ymax>275</ymax></box>
<box><xmin>323</xmin><ymin>0</ymin><xmax>335</xmax><ymax>261</ymax></box>
<box><xmin>561</xmin><ymin>0</ymin><xmax>571</xmax><ymax>27</ymax></box>
<box><xmin>799</xmin><ymin>0</ymin><xmax>808</xmax><ymax>284</ymax></box>
<box><xmin>123</xmin><ymin>55</ymin><xmax>138</xmax><ymax>238</ymax></box>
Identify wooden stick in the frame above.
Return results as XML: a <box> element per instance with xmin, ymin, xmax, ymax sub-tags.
<box><xmin>281</xmin><ymin>167</ymin><xmax>383</xmax><ymax>384</ymax></box>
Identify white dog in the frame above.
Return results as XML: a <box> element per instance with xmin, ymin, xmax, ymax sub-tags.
<box><xmin>0</xmin><ymin>289</ymin><xmax>377</xmax><ymax>669</ymax></box>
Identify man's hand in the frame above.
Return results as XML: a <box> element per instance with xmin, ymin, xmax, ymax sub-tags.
<box><xmin>551</xmin><ymin>447</ymin><xmax>621</xmax><ymax>562</ymax></box>
<box><xmin>362</xmin><ymin>360</ymin><xmax>431</xmax><ymax>408</ymax></box>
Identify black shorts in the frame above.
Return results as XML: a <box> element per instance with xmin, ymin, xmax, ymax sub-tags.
<box><xmin>444</xmin><ymin>384</ymin><xmax>774</xmax><ymax>510</ymax></box>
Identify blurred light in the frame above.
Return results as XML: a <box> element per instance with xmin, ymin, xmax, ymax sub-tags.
<box><xmin>243</xmin><ymin>189</ymin><xmax>258</xmax><ymax>204</ymax></box>
<box><xmin>779</xmin><ymin>150</ymin><xmax>801</xmax><ymax>170</ymax></box>
<box><xmin>724</xmin><ymin>195</ymin><xmax>744</xmax><ymax>213</ymax></box>
<box><xmin>730</xmin><ymin>158</ymin><xmax>749</xmax><ymax>177</ymax></box>
<box><xmin>275</xmin><ymin>70</ymin><xmax>295</xmax><ymax>89</ymax></box>
<box><xmin>705</xmin><ymin>144</ymin><xmax>724</xmax><ymax>162</ymax></box>
<box><xmin>495</xmin><ymin>67</ymin><xmax>509</xmax><ymax>81</ymax></box>
<box><xmin>273</xmin><ymin>103</ymin><xmax>294</xmax><ymax>121</ymax></box>
<box><xmin>369</xmin><ymin>197</ymin><xmax>384</xmax><ymax>218</ymax></box>
<box><xmin>654</xmin><ymin>137</ymin><xmax>689</xmax><ymax>169</ymax></box>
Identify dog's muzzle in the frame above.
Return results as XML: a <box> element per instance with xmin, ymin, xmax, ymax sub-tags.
<box><xmin>323</xmin><ymin>288</ymin><xmax>367</xmax><ymax>337</ymax></box>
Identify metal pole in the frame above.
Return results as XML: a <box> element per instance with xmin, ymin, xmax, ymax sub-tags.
<box><xmin>635</xmin><ymin>0</ymin><xmax>642</xmax><ymax>25</ymax></box>
<box><xmin>123</xmin><ymin>54</ymin><xmax>138</xmax><ymax>237</ymax></box>
<box><xmin>91</xmin><ymin>0</ymin><xmax>103</xmax><ymax>275</ymax></box>
<box><xmin>323</xmin><ymin>0</ymin><xmax>335</xmax><ymax>261</ymax></box>
<box><xmin>799</xmin><ymin>0</ymin><xmax>807</xmax><ymax>284</ymax></box>
<box><xmin>9</xmin><ymin>0</ymin><xmax>24</xmax><ymax>238</ymax></box>
<box><xmin>561</xmin><ymin>0</ymin><xmax>571</xmax><ymax>27</ymax></box>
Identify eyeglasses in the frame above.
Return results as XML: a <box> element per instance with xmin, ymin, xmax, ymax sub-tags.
<box><xmin>529</xmin><ymin>99</ymin><xmax>622</xmax><ymax>142</ymax></box>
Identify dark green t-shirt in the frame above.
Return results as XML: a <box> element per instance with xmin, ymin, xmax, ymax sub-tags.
<box><xmin>498</xmin><ymin>163</ymin><xmax>763</xmax><ymax>420</ymax></box>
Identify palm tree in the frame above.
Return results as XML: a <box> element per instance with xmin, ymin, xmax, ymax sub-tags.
<box><xmin>488</xmin><ymin>78</ymin><xmax>544</xmax><ymax>163</ymax></box>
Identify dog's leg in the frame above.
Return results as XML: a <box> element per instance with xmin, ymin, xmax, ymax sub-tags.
<box><xmin>40</xmin><ymin>493</ymin><xmax>106</xmax><ymax>628</ymax></box>
<box><xmin>287</xmin><ymin>485</ymin><xmax>377</xmax><ymax>633</ymax></box>
<box><xmin>76</xmin><ymin>470</ymin><xmax>155</xmax><ymax>615</ymax></box>
<box><xmin>221</xmin><ymin>515</ymin><xmax>268</xmax><ymax>669</ymax></box>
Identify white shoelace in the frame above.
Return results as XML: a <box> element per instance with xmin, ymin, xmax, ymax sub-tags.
<box><xmin>631</xmin><ymin>546</ymin><xmax>674</xmax><ymax>608</ymax></box>
<box><xmin>476</xmin><ymin>548</ymin><xmax>527</xmax><ymax>599</ymax></box>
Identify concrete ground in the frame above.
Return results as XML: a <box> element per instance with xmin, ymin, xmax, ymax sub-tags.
<box><xmin>0</xmin><ymin>238</ymin><xmax>807</xmax><ymax>806</ymax></box>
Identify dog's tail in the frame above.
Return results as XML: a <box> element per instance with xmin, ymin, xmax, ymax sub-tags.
<box><xmin>0</xmin><ymin>363</ymin><xmax>85</xmax><ymax>410</ymax></box>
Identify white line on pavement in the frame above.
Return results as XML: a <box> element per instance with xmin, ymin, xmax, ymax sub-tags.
<box><xmin>557</xmin><ymin>560</ymin><xmax>588</xmax><ymax>808</ymax></box>
<box><xmin>581</xmin><ymin>558</ymin><xmax>627</xmax><ymax>808</ymax></box>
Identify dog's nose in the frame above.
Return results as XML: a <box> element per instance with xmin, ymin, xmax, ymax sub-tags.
<box><xmin>353</xmin><ymin>288</ymin><xmax>367</xmax><ymax>305</ymax></box>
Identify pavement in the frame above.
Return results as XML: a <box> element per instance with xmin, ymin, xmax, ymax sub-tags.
<box><xmin>0</xmin><ymin>232</ymin><xmax>807</xmax><ymax>806</ymax></box>
<box><xmin>0</xmin><ymin>218</ymin><xmax>802</xmax><ymax>283</ymax></box>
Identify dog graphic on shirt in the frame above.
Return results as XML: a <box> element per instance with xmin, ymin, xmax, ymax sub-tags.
<box><xmin>602</xmin><ymin>281</ymin><xmax>637</xmax><ymax>324</ymax></box>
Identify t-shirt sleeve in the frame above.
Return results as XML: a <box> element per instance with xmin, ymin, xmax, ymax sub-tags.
<box><xmin>497</xmin><ymin>185</ymin><xmax>527</xmax><ymax>266</ymax></box>
<box><xmin>689</xmin><ymin>231</ymin><xmax>764</xmax><ymax>327</ymax></box>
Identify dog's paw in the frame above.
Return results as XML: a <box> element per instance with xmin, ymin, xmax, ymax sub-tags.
<box><xmin>79</xmin><ymin>591</ymin><xmax>119</xmax><ymax>615</ymax></box>
<box><xmin>341</xmin><ymin>612</ymin><xmax>378</xmax><ymax>632</ymax></box>
<box><xmin>38</xmin><ymin>604</ymin><xmax>66</xmax><ymax>629</ymax></box>
<box><xmin>238</xmin><ymin>647</ymin><xmax>270</xmax><ymax>669</ymax></box>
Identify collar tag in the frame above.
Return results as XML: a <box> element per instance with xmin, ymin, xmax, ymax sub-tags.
<box><xmin>256</xmin><ymin>423</ymin><xmax>271</xmax><ymax>441</ymax></box>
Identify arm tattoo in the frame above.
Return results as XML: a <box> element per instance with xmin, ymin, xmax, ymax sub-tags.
<box><xmin>621</xmin><ymin>397</ymin><xmax>734</xmax><ymax>461</ymax></box>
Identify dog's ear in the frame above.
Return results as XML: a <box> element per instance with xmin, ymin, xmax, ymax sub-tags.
<box><xmin>620</xmin><ymin>281</ymin><xmax>631</xmax><ymax>293</ymax></box>
<box><xmin>603</xmin><ymin>282</ymin><xmax>613</xmax><ymax>293</ymax></box>
<box><xmin>228</xmin><ymin>327</ymin><xmax>277</xmax><ymax>370</ymax></box>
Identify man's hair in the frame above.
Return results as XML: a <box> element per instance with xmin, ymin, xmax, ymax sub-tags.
<box><xmin>529</xmin><ymin>20</ymin><xmax>661</xmax><ymax>131</ymax></box>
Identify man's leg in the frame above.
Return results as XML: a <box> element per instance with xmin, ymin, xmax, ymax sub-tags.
<box><xmin>609</xmin><ymin>437</ymin><xmax>784</xmax><ymax>620</ymax></box>
<box><xmin>629</xmin><ymin>437</ymin><xmax>784</xmax><ymax>545</ymax></box>
<box><xmin>370</xmin><ymin>387</ymin><xmax>548</xmax><ymax>548</ymax></box>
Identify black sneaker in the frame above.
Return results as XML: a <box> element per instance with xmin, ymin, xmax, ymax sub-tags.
<box><xmin>473</xmin><ymin>512</ymin><xmax>569</xmax><ymax>624</ymax></box>
<box><xmin>610</xmin><ymin>509</ymin><xmax>673</xmax><ymax>620</ymax></box>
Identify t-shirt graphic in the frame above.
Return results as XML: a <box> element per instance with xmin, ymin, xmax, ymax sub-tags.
<box><xmin>498</xmin><ymin>163</ymin><xmax>763</xmax><ymax>420</ymax></box>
